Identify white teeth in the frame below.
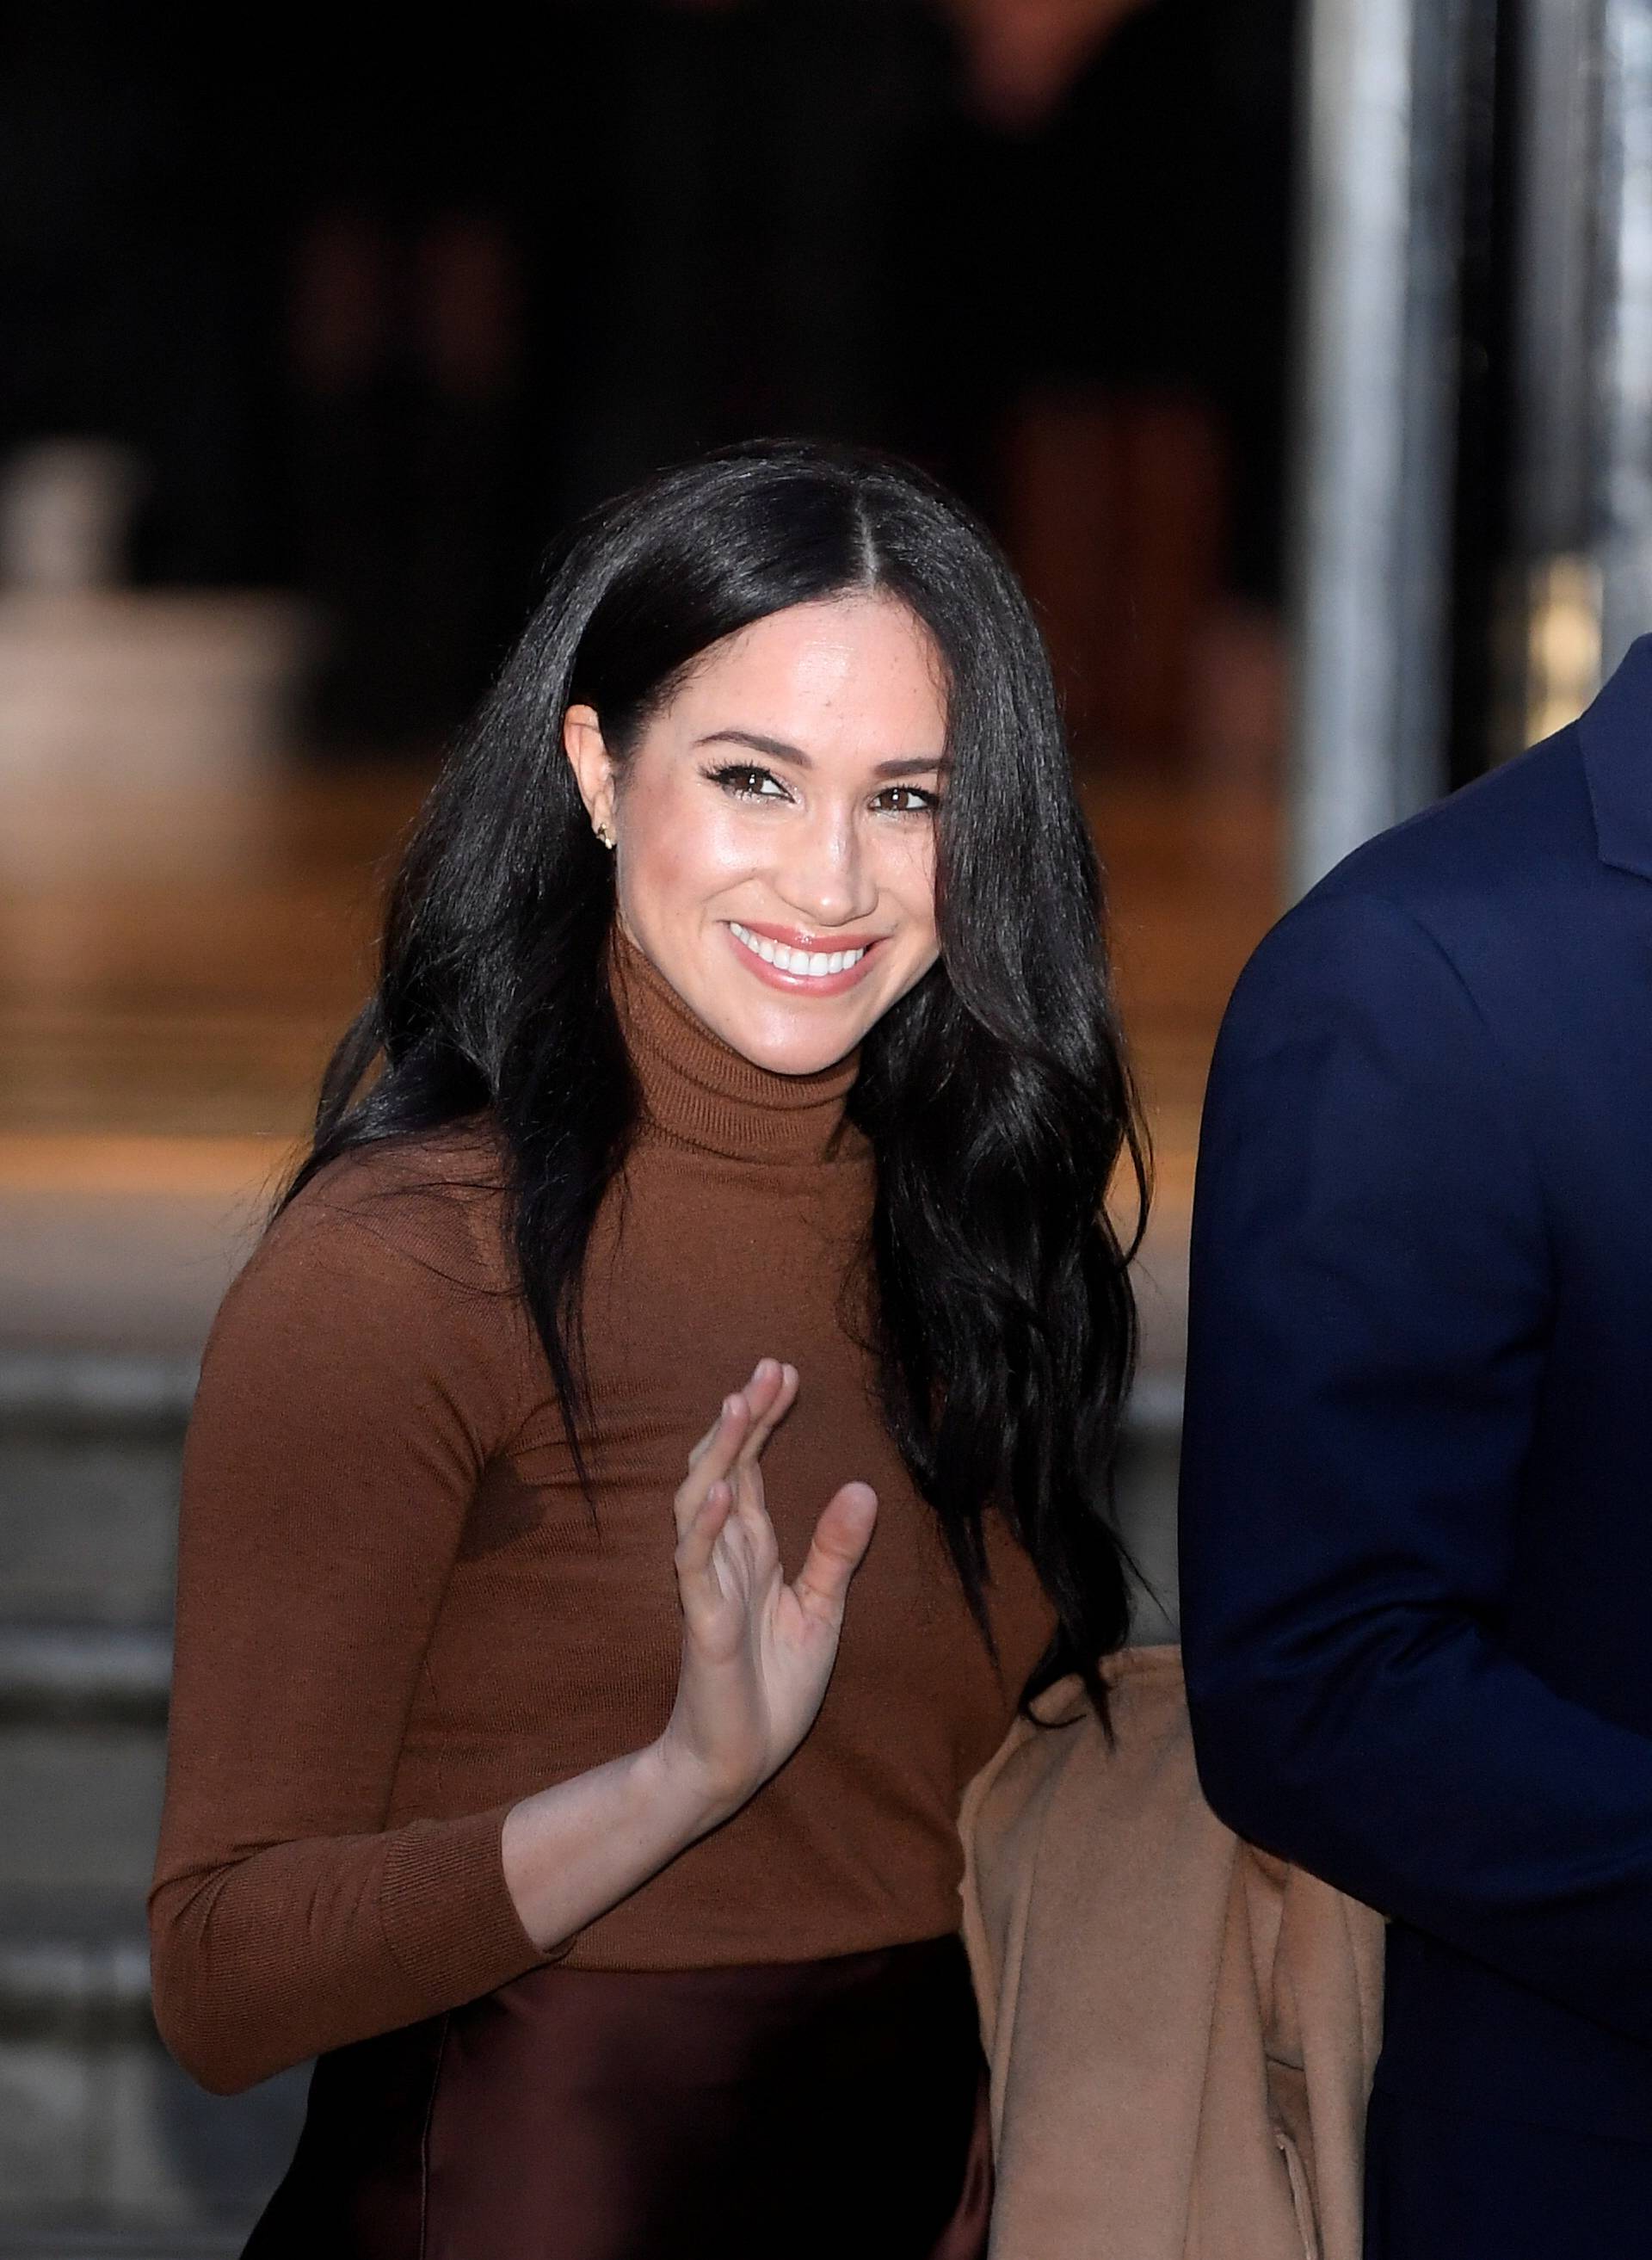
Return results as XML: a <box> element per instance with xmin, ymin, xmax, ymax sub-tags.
<box><xmin>729</xmin><ymin>923</ymin><xmax>867</xmax><ymax>979</ymax></box>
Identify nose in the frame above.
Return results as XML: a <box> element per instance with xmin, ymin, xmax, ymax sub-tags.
<box><xmin>771</xmin><ymin>801</ymin><xmax>879</xmax><ymax>929</ymax></box>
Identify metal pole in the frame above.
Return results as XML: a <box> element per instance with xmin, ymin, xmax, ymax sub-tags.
<box><xmin>1289</xmin><ymin>0</ymin><xmax>1471</xmax><ymax>895</ymax></box>
<box><xmin>1507</xmin><ymin>0</ymin><xmax>1604</xmax><ymax>751</ymax></box>
<box><xmin>1597</xmin><ymin>0</ymin><xmax>1652</xmax><ymax>672</ymax></box>
<box><xmin>1509</xmin><ymin>0</ymin><xmax>1652</xmax><ymax>743</ymax></box>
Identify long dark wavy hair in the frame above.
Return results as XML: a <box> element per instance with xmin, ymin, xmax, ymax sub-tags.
<box><xmin>279</xmin><ymin>439</ymin><xmax>1148</xmax><ymax>1718</ymax></box>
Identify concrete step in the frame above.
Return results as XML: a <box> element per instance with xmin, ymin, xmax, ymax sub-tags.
<box><xmin>0</xmin><ymin>1359</ymin><xmax>196</xmax><ymax>1428</ymax></box>
<box><xmin>0</xmin><ymin>1615</ymin><xmax>305</xmax><ymax>2232</ymax></box>
<box><xmin>0</xmin><ymin>1891</ymin><xmax>306</xmax><ymax>2244</ymax></box>
<box><xmin>0</xmin><ymin>1895</ymin><xmax>152</xmax><ymax>2040</ymax></box>
<box><xmin>0</xmin><ymin>1627</ymin><xmax>171</xmax><ymax>1726</ymax></box>
<box><xmin>0</xmin><ymin>1359</ymin><xmax>193</xmax><ymax>1625</ymax></box>
<box><xmin>0</xmin><ymin>2022</ymin><xmax>304</xmax><ymax>2243</ymax></box>
<box><xmin>0</xmin><ymin>1346</ymin><xmax>302</xmax><ymax>2245</ymax></box>
<box><xmin>0</xmin><ymin>1629</ymin><xmax>172</xmax><ymax>1899</ymax></box>
<box><xmin>0</xmin><ymin>1724</ymin><xmax>166</xmax><ymax>1899</ymax></box>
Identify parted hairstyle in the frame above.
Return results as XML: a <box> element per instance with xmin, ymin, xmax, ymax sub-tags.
<box><xmin>279</xmin><ymin>439</ymin><xmax>1149</xmax><ymax>1720</ymax></box>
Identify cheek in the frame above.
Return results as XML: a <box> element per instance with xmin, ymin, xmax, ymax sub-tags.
<box><xmin>878</xmin><ymin>826</ymin><xmax>940</xmax><ymax>942</ymax></box>
<box><xmin>617</xmin><ymin>775</ymin><xmax>753</xmax><ymax>915</ymax></box>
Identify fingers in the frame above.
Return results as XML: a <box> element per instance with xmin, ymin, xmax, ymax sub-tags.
<box><xmin>675</xmin><ymin>1477</ymin><xmax>737</xmax><ymax>1584</ymax></box>
<box><xmin>673</xmin><ymin>1360</ymin><xmax>799</xmax><ymax>1583</ymax></box>
<box><xmin>791</xmin><ymin>1482</ymin><xmax>878</xmax><ymax>1623</ymax></box>
<box><xmin>682</xmin><ymin>1359</ymin><xmax>797</xmax><ymax>1480</ymax></box>
<box><xmin>732</xmin><ymin>1360</ymin><xmax>798</xmax><ymax>1470</ymax></box>
<box><xmin>686</xmin><ymin>1403</ymin><xmax>731</xmax><ymax>1471</ymax></box>
<box><xmin>675</xmin><ymin>1392</ymin><xmax>751</xmax><ymax>1536</ymax></box>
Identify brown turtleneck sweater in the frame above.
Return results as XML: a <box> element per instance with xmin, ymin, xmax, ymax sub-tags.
<box><xmin>148</xmin><ymin>931</ymin><xmax>1057</xmax><ymax>2094</ymax></box>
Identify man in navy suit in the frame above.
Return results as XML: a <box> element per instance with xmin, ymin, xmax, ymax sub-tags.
<box><xmin>1179</xmin><ymin>637</ymin><xmax>1652</xmax><ymax>2253</ymax></box>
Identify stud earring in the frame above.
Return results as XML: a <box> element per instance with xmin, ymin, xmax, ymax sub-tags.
<box><xmin>594</xmin><ymin>821</ymin><xmax>615</xmax><ymax>849</ymax></box>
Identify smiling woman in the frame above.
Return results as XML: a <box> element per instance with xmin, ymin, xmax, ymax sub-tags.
<box><xmin>146</xmin><ymin>440</ymin><xmax>1147</xmax><ymax>2258</ymax></box>
<box><xmin>564</xmin><ymin>591</ymin><xmax>949</xmax><ymax>1064</ymax></box>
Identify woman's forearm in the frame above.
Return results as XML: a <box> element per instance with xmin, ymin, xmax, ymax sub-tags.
<box><xmin>149</xmin><ymin>1749</ymin><xmax>724</xmax><ymax>2096</ymax></box>
<box><xmin>500</xmin><ymin>1737</ymin><xmax>727</xmax><ymax>1952</ymax></box>
<box><xmin>502</xmin><ymin>1363</ymin><xmax>875</xmax><ymax>1952</ymax></box>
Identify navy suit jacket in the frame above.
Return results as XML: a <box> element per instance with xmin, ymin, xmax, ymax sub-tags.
<box><xmin>1180</xmin><ymin>638</ymin><xmax>1652</xmax><ymax>2198</ymax></box>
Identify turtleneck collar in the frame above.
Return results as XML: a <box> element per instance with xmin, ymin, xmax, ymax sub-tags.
<box><xmin>607</xmin><ymin>923</ymin><xmax>866</xmax><ymax>1166</ymax></box>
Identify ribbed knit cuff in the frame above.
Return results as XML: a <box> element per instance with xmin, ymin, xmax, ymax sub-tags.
<box><xmin>377</xmin><ymin>1799</ymin><xmax>572</xmax><ymax>2010</ymax></box>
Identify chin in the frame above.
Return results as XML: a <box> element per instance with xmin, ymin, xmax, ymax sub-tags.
<box><xmin>724</xmin><ymin>1003</ymin><xmax>866</xmax><ymax>1077</ymax></box>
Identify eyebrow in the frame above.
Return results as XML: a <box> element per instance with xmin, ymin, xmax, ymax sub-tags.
<box><xmin>693</xmin><ymin>728</ymin><xmax>948</xmax><ymax>780</ymax></box>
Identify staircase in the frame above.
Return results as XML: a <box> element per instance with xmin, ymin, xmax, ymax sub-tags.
<box><xmin>0</xmin><ymin>1355</ymin><xmax>306</xmax><ymax>2257</ymax></box>
<box><xmin>0</xmin><ymin>1349</ymin><xmax>1181</xmax><ymax>2255</ymax></box>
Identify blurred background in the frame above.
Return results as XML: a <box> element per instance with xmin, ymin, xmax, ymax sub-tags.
<box><xmin>2</xmin><ymin>0</ymin><xmax>1649</xmax><ymax>2248</ymax></box>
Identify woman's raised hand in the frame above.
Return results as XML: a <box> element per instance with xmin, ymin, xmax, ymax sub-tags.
<box><xmin>497</xmin><ymin>1357</ymin><xmax>876</xmax><ymax>1952</ymax></box>
<box><xmin>657</xmin><ymin>1357</ymin><xmax>878</xmax><ymax>1824</ymax></box>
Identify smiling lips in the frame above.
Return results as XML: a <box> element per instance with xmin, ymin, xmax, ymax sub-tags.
<box><xmin>725</xmin><ymin>919</ymin><xmax>884</xmax><ymax>991</ymax></box>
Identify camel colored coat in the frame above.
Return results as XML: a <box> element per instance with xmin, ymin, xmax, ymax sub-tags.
<box><xmin>959</xmin><ymin>1644</ymin><xmax>1385</xmax><ymax>2260</ymax></box>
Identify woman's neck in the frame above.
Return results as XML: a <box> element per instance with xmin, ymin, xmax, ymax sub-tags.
<box><xmin>606</xmin><ymin>924</ymin><xmax>865</xmax><ymax>1166</ymax></box>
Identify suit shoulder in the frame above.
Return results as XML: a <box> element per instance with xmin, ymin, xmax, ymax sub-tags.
<box><xmin>1310</xmin><ymin>727</ymin><xmax>1592</xmax><ymax>927</ymax></box>
<box><xmin>1230</xmin><ymin>730</ymin><xmax>1593</xmax><ymax>1018</ymax></box>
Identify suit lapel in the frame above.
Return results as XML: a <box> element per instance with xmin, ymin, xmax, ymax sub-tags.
<box><xmin>1580</xmin><ymin>635</ymin><xmax>1652</xmax><ymax>881</ymax></box>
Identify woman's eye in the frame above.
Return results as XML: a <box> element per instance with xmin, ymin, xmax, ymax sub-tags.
<box><xmin>704</xmin><ymin>763</ymin><xmax>788</xmax><ymax>800</ymax></box>
<box><xmin>874</xmin><ymin>784</ymin><xmax>940</xmax><ymax>816</ymax></box>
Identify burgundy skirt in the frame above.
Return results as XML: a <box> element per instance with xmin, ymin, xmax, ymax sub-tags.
<box><xmin>241</xmin><ymin>1933</ymin><xmax>992</xmax><ymax>2259</ymax></box>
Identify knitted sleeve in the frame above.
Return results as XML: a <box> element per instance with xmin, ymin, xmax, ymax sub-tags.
<box><xmin>147</xmin><ymin>1140</ymin><xmax>555</xmax><ymax>2094</ymax></box>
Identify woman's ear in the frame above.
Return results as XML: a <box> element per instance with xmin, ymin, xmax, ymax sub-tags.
<box><xmin>563</xmin><ymin>704</ymin><xmax>617</xmax><ymax>840</ymax></box>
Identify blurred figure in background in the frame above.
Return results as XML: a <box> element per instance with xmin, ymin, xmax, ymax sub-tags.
<box><xmin>281</xmin><ymin>0</ymin><xmax>990</xmax><ymax>747</ymax></box>
<box><xmin>950</xmin><ymin>0</ymin><xmax>1296</xmax><ymax>778</ymax></box>
<box><xmin>2</xmin><ymin>1</ymin><xmax>1295</xmax><ymax>779</ymax></box>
